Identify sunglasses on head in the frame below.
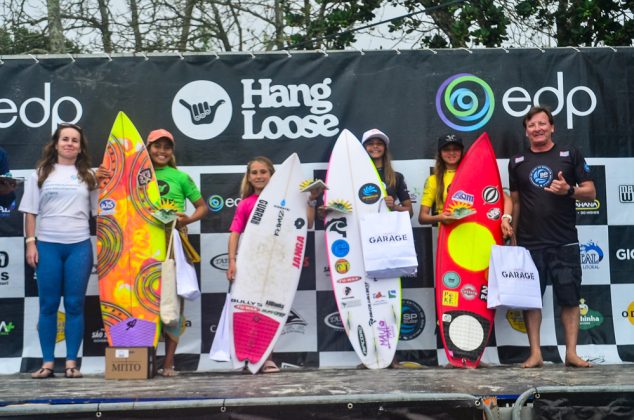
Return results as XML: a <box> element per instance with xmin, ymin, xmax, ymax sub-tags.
<box><xmin>58</xmin><ymin>122</ymin><xmax>83</xmax><ymax>132</ymax></box>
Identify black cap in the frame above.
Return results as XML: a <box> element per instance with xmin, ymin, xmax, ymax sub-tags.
<box><xmin>438</xmin><ymin>134</ymin><xmax>464</xmax><ymax>152</ymax></box>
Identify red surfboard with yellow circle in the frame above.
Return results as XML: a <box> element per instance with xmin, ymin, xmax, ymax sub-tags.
<box><xmin>436</xmin><ymin>132</ymin><xmax>503</xmax><ymax>368</ymax></box>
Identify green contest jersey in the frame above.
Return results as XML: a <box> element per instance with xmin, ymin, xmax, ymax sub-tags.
<box><xmin>155</xmin><ymin>166</ymin><xmax>202</xmax><ymax>212</ymax></box>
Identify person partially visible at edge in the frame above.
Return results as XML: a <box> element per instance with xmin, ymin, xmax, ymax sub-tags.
<box><xmin>97</xmin><ymin>128</ymin><xmax>208</xmax><ymax>377</ymax></box>
<box><xmin>226</xmin><ymin>156</ymin><xmax>322</xmax><ymax>374</ymax></box>
<box><xmin>19</xmin><ymin>123</ymin><xmax>99</xmax><ymax>379</ymax></box>
<box><xmin>508</xmin><ymin>105</ymin><xmax>595</xmax><ymax>368</ymax></box>
<box><xmin>0</xmin><ymin>147</ymin><xmax>17</xmax><ymax>208</ymax></box>
<box><xmin>418</xmin><ymin>133</ymin><xmax>513</xmax><ymax>240</ymax></box>
<box><xmin>361</xmin><ymin>128</ymin><xmax>413</xmax><ymax>217</ymax></box>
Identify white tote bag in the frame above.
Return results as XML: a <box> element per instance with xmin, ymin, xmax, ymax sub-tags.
<box><xmin>487</xmin><ymin>244</ymin><xmax>542</xmax><ymax>310</ymax></box>
<box><xmin>209</xmin><ymin>292</ymin><xmax>231</xmax><ymax>362</ymax></box>
<box><xmin>359</xmin><ymin>204</ymin><xmax>418</xmax><ymax>279</ymax></box>
<box><xmin>173</xmin><ymin>231</ymin><xmax>201</xmax><ymax>301</ymax></box>
<box><xmin>160</xmin><ymin>225</ymin><xmax>181</xmax><ymax>326</ymax></box>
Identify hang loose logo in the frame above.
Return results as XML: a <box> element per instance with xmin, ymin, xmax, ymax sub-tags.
<box><xmin>179</xmin><ymin>98</ymin><xmax>226</xmax><ymax>126</ymax></box>
<box><xmin>172</xmin><ymin>81</ymin><xmax>233</xmax><ymax>140</ymax></box>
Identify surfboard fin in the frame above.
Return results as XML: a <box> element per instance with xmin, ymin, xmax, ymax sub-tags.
<box><xmin>372</xmin><ymin>336</ymin><xmax>380</xmax><ymax>367</ymax></box>
<box><xmin>392</xmin><ymin>305</ymin><xmax>399</xmax><ymax>323</ymax></box>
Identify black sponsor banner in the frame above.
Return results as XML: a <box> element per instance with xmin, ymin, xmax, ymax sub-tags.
<box><xmin>298</xmin><ymin>231</ymin><xmax>316</xmax><ymax>291</ymax></box>
<box><xmin>0</xmin><ymin>48</ymin><xmax>632</xmax><ymax>170</ymax></box>
<box><xmin>404</xmin><ymin>227</ymin><xmax>434</xmax><ymax>289</ymax></box>
<box><xmin>609</xmin><ymin>226</ymin><xmax>634</xmax><ymax>284</ymax></box>
<box><xmin>24</xmin><ymin>257</ymin><xmax>37</xmax><ymax>298</ymax></box>
<box><xmin>0</xmin><ymin>187</ymin><xmax>23</xmax><ymax>237</ymax></box>
<box><xmin>555</xmin><ymin>285</ymin><xmax>616</xmax><ymax>346</ymax></box>
<box><xmin>617</xmin><ymin>345</ymin><xmax>634</xmax><ymax>362</ymax></box>
<box><xmin>200</xmin><ymin>292</ymin><xmax>227</xmax><ymax>354</ymax></box>
<box><xmin>0</xmin><ymin>298</ymin><xmax>23</xmax><ymax>357</ymax></box>
<box><xmin>82</xmin><ymin>296</ymin><xmax>108</xmax><ymax>357</ymax></box>
<box><xmin>200</xmin><ymin>173</ymin><xmax>243</xmax><ymax>233</ymax></box>
<box><xmin>316</xmin><ymin>290</ymin><xmax>352</xmax><ymax>352</ymax></box>
<box><xmin>576</xmin><ymin>165</ymin><xmax>607</xmax><ymax>225</ymax></box>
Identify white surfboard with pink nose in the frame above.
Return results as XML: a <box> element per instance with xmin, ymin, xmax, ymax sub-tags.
<box><xmin>229</xmin><ymin>153</ymin><xmax>308</xmax><ymax>374</ymax></box>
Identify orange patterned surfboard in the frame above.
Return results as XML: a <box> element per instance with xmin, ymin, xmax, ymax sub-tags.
<box><xmin>97</xmin><ymin>111</ymin><xmax>165</xmax><ymax>348</ymax></box>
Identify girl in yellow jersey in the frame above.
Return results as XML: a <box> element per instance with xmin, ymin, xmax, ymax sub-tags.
<box><xmin>419</xmin><ymin>134</ymin><xmax>464</xmax><ymax>225</ymax></box>
<box><xmin>419</xmin><ymin>134</ymin><xmax>513</xmax><ymax>238</ymax></box>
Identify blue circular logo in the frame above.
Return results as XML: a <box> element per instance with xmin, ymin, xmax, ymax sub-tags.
<box><xmin>400</xmin><ymin>299</ymin><xmax>425</xmax><ymax>341</ymax></box>
<box><xmin>442</xmin><ymin>271</ymin><xmax>461</xmax><ymax>289</ymax></box>
<box><xmin>331</xmin><ymin>239</ymin><xmax>350</xmax><ymax>258</ymax></box>
<box><xmin>435</xmin><ymin>73</ymin><xmax>495</xmax><ymax>132</ymax></box>
<box><xmin>207</xmin><ymin>194</ymin><xmax>224</xmax><ymax>212</ymax></box>
<box><xmin>358</xmin><ymin>183</ymin><xmax>381</xmax><ymax>204</ymax></box>
<box><xmin>530</xmin><ymin>165</ymin><xmax>553</xmax><ymax>188</ymax></box>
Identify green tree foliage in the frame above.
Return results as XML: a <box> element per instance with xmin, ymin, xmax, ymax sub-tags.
<box><xmin>0</xmin><ymin>26</ymin><xmax>79</xmax><ymax>54</ymax></box>
<box><xmin>0</xmin><ymin>27</ymin><xmax>48</xmax><ymax>54</ymax></box>
<box><xmin>284</xmin><ymin>0</ymin><xmax>383</xmax><ymax>49</ymax></box>
<box><xmin>388</xmin><ymin>0</ymin><xmax>509</xmax><ymax>48</ymax></box>
<box><xmin>0</xmin><ymin>0</ymin><xmax>631</xmax><ymax>54</ymax></box>
<box><xmin>515</xmin><ymin>0</ymin><xmax>633</xmax><ymax>46</ymax></box>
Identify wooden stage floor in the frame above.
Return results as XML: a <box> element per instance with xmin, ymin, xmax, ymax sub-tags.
<box><xmin>1</xmin><ymin>364</ymin><xmax>633</xmax><ymax>418</ymax></box>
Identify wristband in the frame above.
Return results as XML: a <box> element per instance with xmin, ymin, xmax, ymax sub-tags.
<box><xmin>566</xmin><ymin>185</ymin><xmax>575</xmax><ymax>197</ymax></box>
<box><xmin>25</xmin><ymin>237</ymin><xmax>36</xmax><ymax>244</ymax></box>
<box><xmin>501</xmin><ymin>214</ymin><xmax>513</xmax><ymax>224</ymax></box>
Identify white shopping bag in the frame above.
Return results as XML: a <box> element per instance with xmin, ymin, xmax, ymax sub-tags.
<box><xmin>359</xmin><ymin>206</ymin><xmax>418</xmax><ymax>279</ymax></box>
<box><xmin>487</xmin><ymin>244</ymin><xmax>542</xmax><ymax>310</ymax></box>
<box><xmin>173</xmin><ymin>231</ymin><xmax>201</xmax><ymax>300</ymax></box>
<box><xmin>160</xmin><ymin>226</ymin><xmax>180</xmax><ymax>326</ymax></box>
<box><xmin>209</xmin><ymin>292</ymin><xmax>231</xmax><ymax>362</ymax></box>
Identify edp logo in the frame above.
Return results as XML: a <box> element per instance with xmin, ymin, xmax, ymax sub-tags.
<box><xmin>0</xmin><ymin>83</ymin><xmax>82</xmax><ymax>132</ymax></box>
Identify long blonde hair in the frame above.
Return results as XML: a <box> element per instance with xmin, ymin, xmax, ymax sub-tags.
<box><xmin>36</xmin><ymin>123</ymin><xmax>97</xmax><ymax>190</ymax></box>
<box><xmin>377</xmin><ymin>148</ymin><xmax>397</xmax><ymax>191</ymax></box>
<box><xmin>240</xmin><ymin>156</ymin><xmax>275</xmax><ymax>198</ymax></box>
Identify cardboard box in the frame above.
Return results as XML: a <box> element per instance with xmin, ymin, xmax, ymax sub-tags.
<box><xmin>105</xmin><ymin>347</ymin><xmax>156</xmax><ymax>379</ymax></box>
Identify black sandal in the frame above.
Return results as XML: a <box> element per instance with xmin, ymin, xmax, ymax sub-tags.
<box><xmin>31</xmin><ymin>367</ymin><xmax>55</xmax><ymax>379</ymax></box>
<box><xmin>64</xmin><ymin>367</ymin><xmax>83</xmax><ymax>378</ymax></box>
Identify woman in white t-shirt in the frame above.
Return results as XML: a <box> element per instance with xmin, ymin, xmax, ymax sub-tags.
<box><xmin>19</xmin><ymin>123</ymin><xmax>98</xmax><ymax>379</ymax></box>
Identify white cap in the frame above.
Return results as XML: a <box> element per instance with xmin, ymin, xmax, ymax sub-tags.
<box><xmin>361</xmin><ymin>128</ymin><xmax>390</xmax><ymax>146</ymax></box>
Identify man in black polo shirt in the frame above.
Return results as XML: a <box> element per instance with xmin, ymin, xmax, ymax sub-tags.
<box><xmin>509</xmin><ymin>105</ymin><xmax>596</xmax><ymax>368</ymax></box>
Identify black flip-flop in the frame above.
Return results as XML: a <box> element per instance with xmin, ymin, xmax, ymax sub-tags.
<box><xmin>64</xmin><ymin>367</ymin><xmax>83</xmax><ymax>378</ymax></box>
<box><xmin>31</xmin><ymin>367</ymin><xmax>55</xmax><ymax>379</ymax></box>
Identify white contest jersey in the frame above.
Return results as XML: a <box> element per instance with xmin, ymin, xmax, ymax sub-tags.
<box><xmin>19</xmin><ymin>164</ymin><xmax>98</xmax><ymax>243</ymax></box>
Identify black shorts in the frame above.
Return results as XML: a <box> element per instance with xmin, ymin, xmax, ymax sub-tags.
<box><xmin>529</xmin><ymin>244</ymin><xmax>582</xmax><ymax>307</ymax></box>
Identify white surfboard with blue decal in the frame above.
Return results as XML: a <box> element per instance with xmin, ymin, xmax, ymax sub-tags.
<box><xmin>324</xmin><ymin>129</ymin><xmax>402</xmax><ymax>369</ymax></box>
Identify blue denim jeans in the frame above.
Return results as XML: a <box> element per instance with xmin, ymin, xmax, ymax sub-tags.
<box><xmin>36</xmin><ymin>239</ymin><xmax>93</xmax><ymax>362</ymax></box>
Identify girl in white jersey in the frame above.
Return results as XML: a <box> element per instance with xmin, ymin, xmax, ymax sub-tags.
<box><xmin>20</xmin><ymin>123</ymin><xmax>99</xmax><ymax>379</ymax></box>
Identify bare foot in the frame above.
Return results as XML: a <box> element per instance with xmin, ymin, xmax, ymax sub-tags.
<box><xmin>260</xmin><ymin>360</ymin><xmax>280</xmax><ymax>374</ymax></box>
<box><xmin>565</xmin><ymin>355</ymin><xmax>592</xmax><ymax>368</ymax></box>
<box><xmin>521</xmin><ymin>355</ymin><xmax>544</xmax><ymax>368</ymax></box>
<box><xmin>158</xmin><ymin>367</ymin><xmax>179</xmax><ymax>377</ymax></box>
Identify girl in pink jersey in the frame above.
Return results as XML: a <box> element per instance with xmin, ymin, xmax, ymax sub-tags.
<box><xmin>226</xmin><ymin>156</ymin><xmax>321</xmax><ymax>373</ymax></box>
